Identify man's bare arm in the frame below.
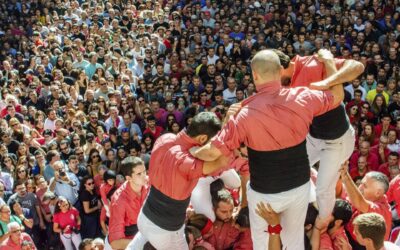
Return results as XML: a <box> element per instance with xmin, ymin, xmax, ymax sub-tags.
<box><xmin>190</xmin><ymin>142</ymin><xmax>222</xmax><ymax>162</ymax></box>
<box><xmin>310</xmin><ymin>59</ymin><xmax>364</xmax><ymax>90</ymax></box>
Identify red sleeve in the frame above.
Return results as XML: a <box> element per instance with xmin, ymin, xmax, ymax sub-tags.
<box><xmin>53</xmin><ymin>213</ymin><xmax>60</xmax><ymax>224</ymax></box>
<box><xmin>319</xmin><ymin>233</ymin><xmax>334</xmax><ymax>250</ymax></box>
<box><xmin>177</xmin><ymin>154</ymin><xmax>204</xmax><ymax>180</ymax></box>
<box><xmin>300</xmin><ymin>89</ymin><xmax>335</xmax><ymax>116</ymax></box>
<box><xmin>369</xmin><ymin>154</ymin><xmax>380</xmax><ymax>171</ymax></box>
<box><xmin>211</xmin><ymin>112</ymin><xmax>247</xmax><ymax>157</ymax></box>
<box><xmin>108</xmin><ymin>196</ymin><xmax>127</xmax><ymax>242</ymax></box>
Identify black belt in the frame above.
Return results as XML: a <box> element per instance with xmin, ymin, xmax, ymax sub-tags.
<box><xmin>142</xmin><ymin>186</ymin><xmax>190</xmax><ymax>231</ymax></box>
<box><xmin>248</xmin><ymin>140</ymin><xmax>310</xmax><ymax>194</ymax></box>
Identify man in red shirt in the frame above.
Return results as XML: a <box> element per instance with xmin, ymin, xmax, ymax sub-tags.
<box><xmin>191</xmin><ymin>50</ymin><xmax>344</xmax><ymax>250</ymax></box>
<box><xmin>107</xmin><ymin>157</ymin><xmax>148</xmax><ymax>250</ymax></box>
<box><xmin>386</xmin><ymin>174</ymin><xmax>400</xmax><ymax>222</ymax></box>
<box><xmin>371</xmin><ymin>135</ymin><xmax>391</xmax><ymax>165</ymax></box>
<box><xmin>207</xmin><ymin>189</ymin><xmax>240</xmax><ymax>250</ymax></box>
<box><xmin>0</xmin><ymin>222</ymin><xmax>36</xmax><ymax>249</ymax></box>
<box><xmin>143</xmin><ymin>115</ymin><xmax>164</xmax><ymax>140</ymax></box>
<box><xmin>339</xmin><ymin>164</ymin><xmax>392</xmax><ymax>249</ymax></box>
<box><xmin>278</xmin><ymin>49</ymin><xmax>364</xmax><ymax>223</ymax></box>
<box><xmin>378</xmin><ymin>152</ymin><xmax>400</xmax><ymax>180</ymax></box>
<box><xmin>128</xmin><ymin>112</ymin><xmax>230</xmax><ymax>250</ymax></box>
<box><xmin>350</xmin><ymin>141</ymin><xmax>380</xmax><ymax>171</ymax></box>
<box><xmin>350</xmin><ymin>156</ymin><xmax>371</xmax><ymax>181</ymax></box>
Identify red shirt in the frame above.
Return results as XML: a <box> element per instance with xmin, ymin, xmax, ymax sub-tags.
<box><xmin>378</xmin><ymin>163</ymin><xmax>395</xmax><ymax>180</ymax></box>
<box><xmin>53</xmin><ymin>208</ymin><xmax>80</xmax><ymax>234</ymax></box>
<box><xmin>211</xmin><ymin>80</ymin><xmax>335</xmax><ymax>155</ymax></box>
<box><xmin>290</xmin><ymin>55</ymin><xmax>345</xmax><ymax>87</ymax></box>
<box><xmin>375</xmin><ymin>124</ymin><xmax>396</xmax><ymax>138</ymax></box>
<box><xmin>0</xmin><ymin>232</ymin><xmax>36</xmax><ymax>250</ymax></box>
<box><xmin>108</xmin><ymin>181</ymin><xmax>148</xmax><ymax>242</ymax></box>
<box><xmin>349</xmin><ymin>151</ymin><xmax>380</xmax><ymax>171</ymax></box>
<box><xmin>387</xmin><ymin>175</ymin><xmax>400</xmax><ymax>217</ymax></box>
<box><xmin>350</xmin><ymin>167</ymin><xmax>370</xmax><ymax>181</ymax></box>
<box><xmin>208</xmin><ymin>221</ymin><xmax>240</xmax><ymax>250</ymax></box>
<box><xmin>233</xmin><ymin>229</ymin><xmax>252</xmax><ymax>250</ymax></box>
<box><xmin>0</xmin><ymin>104</ymin><xmax>22</xmax><ymax>118</ymax></box>
<box><xmin>149</xmin><ymin>131</ymin><xmax>204</xmax><ymax>200</ymax></box>
<box><xmin>143</xmin><ymin>126</ymin><xmax>164</xmax><ymax>139</ymax></box>
<box><xmin>319</xmin><ymin>228</ymin><xmax>351</xmax><ymax>250</ymax></box>
<box><xmin>346</xmin><ymin>196</ymin><xmax>392</xmax><ymax>242</ymax></box>
<box><xmin>370</xmin><ymin>145</ymin><xmax>391</xmax><ymax>165</ymax></box>
<box><xmin>231</xmin><ymin>157</ymin><xmax>250</xmax><ymax>177</ymax></box>
<box><xmin>100</xmin><ymin>183</ymin><xmax>114</xmax><ymax>207</ymax></box>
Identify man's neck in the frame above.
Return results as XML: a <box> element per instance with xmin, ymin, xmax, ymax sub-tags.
<box><xmin>129</xmin><ymin>181</ymin><xmax>142</xmax><ymax>194</ymax></box>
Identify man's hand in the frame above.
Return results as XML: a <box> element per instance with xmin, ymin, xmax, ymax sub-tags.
<box><xmin>339</xmin><ymin>161</ymin><xmax>350</xmax><ymax>181</ymax></box>
<box><xmin>314</xmin><ymin>215</ymin><xmax>332</xmax><ymax>233</ymax></box>
<box><xmin>316</xmin><ymin>49</ymin><xmax>334</xmax><ymax>62</ymax></box>
<box><xmin>256</xmin><ymin>202</ymin><xmax>280</xmax><ymax>225</ymax></box>
<box><xmin>223</xmin><ymin>102</ymin><xmax>242</xmax><ymax>125</ymax></box>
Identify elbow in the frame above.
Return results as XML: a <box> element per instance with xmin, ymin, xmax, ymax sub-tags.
<box><xmin>351</xmin><ymin>60</ymin><xmax>365</xmax><ymax>77</ymax></box>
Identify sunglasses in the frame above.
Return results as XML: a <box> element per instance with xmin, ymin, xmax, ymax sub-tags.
<box><xmin>91</xmin><ymin>155</ymin><xmax>100</xmax><ymax>158</ymax></box>
<box><xmin>86</xmin><ymin>182</ymin><xmax>94</xmax><ymax>185</ymax></box>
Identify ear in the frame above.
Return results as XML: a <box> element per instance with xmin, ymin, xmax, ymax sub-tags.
<box><xmin>197</xmin><ymin>134</ymin><xmax>209</xmax><ymax>145</ymax></box>
<box><xmin>251</xmin><ymin>70</ymin><xmax>257</xmax><ymax>81</ymax></box>
<box><xmin>335</xmin><ymin>219</ymin><xmax>343</xmax><ymax>227</ymax></box>
<box><xmin>305</xmin><ymin>224</ymin><xmax>313</xmax><ymax>231</ymax></box>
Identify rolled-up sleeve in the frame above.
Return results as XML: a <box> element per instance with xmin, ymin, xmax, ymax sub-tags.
<box><xmin>211</xmin><ymin>113</ymin><xmax>246</xmax><ymax>157</ymax></box>
<box><xmin>108</xmin><ymin>199</ymin><xmax>126</xmax><ymax>242</ymax></box>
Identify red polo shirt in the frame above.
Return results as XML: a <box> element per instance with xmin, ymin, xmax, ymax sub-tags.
<box><xmin>149</xmin><ymin>131</ymin><xmax>205</xmax><ymax>200</ymax></box>
<box><xmin>290</xmin><ymin>55</ymin><xmax>345</xmax><ymax>87</ymax></box>
<box><xmin>208</xmin><ymin>221</ymin><xmax>240</xmax><ymax>250</ymax></box>
<box><xmin>346</xmin><ymin>196</ymin><xmax>392</xmax><ymax>242</ymax></box>
<box><xmin>349</xmin><ymin>151</ymin><xmax>380</xmax><ymax>171</ymax></box>
<box><xmin>0</xmin><ymin>232</ymin><xmax>36</xmax><ymax>250</ymax></box>
<box><xmin>108</xmin><ymin>181</ymin><xmax>149</xmax><ymax>242</ymax></box>
<box><xmin>53</xmin><ymin>208</ymin><xmax>80</xmax><ymax>234</ymax></box>
<box><xmin>387</xmin><ymin>175</ymin><xmax>400</xmax><ymax>217</ymax></box>
<box><xmin>211</xmin><ymin>80</ymin><xmax>335</xmax><ymax>155</ymax></box>
<box><xmin>370</xmin><ymin>145</ymin><xmax>391</xmax><ymax>165</ymax></box>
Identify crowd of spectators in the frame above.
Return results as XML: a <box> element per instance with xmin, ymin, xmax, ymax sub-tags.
<box><xmin>0</xmin><ymin>0</ymin><xmax>399</xmax><ymax>249</ymax></box>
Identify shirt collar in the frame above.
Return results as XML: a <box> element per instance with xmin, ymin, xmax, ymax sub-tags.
<box><xmin>255</xmin><ymin>80</ymin><xmax>282</xmax><ymax>93</ymax></box>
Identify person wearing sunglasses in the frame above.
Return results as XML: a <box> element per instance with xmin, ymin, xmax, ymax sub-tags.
<box><xmin>78</xmin><ymin>176</ymin><xmax>102</xmax><ymax>240</ymax></box>
<box><xmin>53</xmin><ymin>197</ymin><xmax>81</xmax><ymax>250</ymax></box>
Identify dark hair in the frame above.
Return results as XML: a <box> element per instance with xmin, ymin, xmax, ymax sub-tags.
<box><xmin>120</xmin><ymin>156</ymin><xmax>144</xmax><ymax>177</ymax></box>
<box><xmin>46</xmin><ymin>150</ymin><xmax>59</xmax><ymax>162</ymax></box>
<box><xmin>332</xmin><ymin>199</ymin><xmax>353</xmax><ymax>226</ymax></box>
<box><xmin>236</xmin><ymin>206</ymin><xmax>250</xmax><ymax>228</ymax></box>
<box><xmin>305</xmin><ymin>203</ymin><xmax>319</xmax><ymax>226</ymax></box>
<box><xmin>79</xmin><ymin>239</ymin><xmax>94</xmax><ymax>250</ymax></box>
<box><xmin>272</xmin><ymin>49</ymin><xmax>290</xmax><ymax>69</ymax></box>
<box><xmin>54</xmin><ymin>196</ymin><xmax>72</xmax><ymax>214</ymax></box>
<box><xmin>186</xmin><ymin>112</ymin><xmax>221</xmax><ymax>139</ymax></box>
<box><xmin>211</xmin><ymin>188</ymin><xmax>233</xmax><ymax>208</ymax></box>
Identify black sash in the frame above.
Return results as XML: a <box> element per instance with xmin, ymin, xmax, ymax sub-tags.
<box><xmin>310</xmin><ymin>104</ymin><xmax>350</xmax><ymax>140</ymax></box>
<box><xmin>248</xmin><ymin>140</ymin><xmax>310</xmax><ymax>194</ymax></box>
<box><xmin>142</xmin><ymin>186</ymin><xmax>190</xmax><ymax>231</ymax></box>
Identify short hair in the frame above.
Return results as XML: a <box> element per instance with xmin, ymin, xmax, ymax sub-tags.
<box><xmin>211</xmin><ymin>188</ymin><xmax>233</xmax><ymax>208</ymax></box>
<box><xmin>79</xmin><ymin>239</ymin><xmax>94</xmax><ymax>250</ymax></box>
<box><xmin>7</xmin><ymin>221</ymin><xmax>20</xmax><ymax>231</ymax></box>
<box><xmin>120</xmin><ymin>156</ymin><xmax>144</xmax><ymax>177</ymax></box>
<box><xmin>46</xmin><ymin>150</ymin><xmax>59</xmax><ymax>162</ymax></box>
<box><xmin>251</xmin><ymin>50</ymin><xmax>281</xmax><ymax>77</ymax></box>
<box><xmin>186</xmin><ymin>112</ymin><xmax>221</xmax><ymax>139</ymax></box>
<box><xmin>272</xmin><ymin>49</ymin><xmax>290</xmax><ymax>69</ymax></box>
<box><xmin>332</xmin><ymin>199</ymin><xmax>352</xmax><ymax>226</ymax></box>
<box><xmin>366</xmin><ymin>171</ymin><xmax>389</xmax><ymax>193</ymax></box>
<box><xmin>305</xmin><ymin>203</ymin><xmax>319</xmax><ymax>226</ymax></box>
<box><xmin>353</xmin><ymin>213</ymin><xmax>386</xmax><ymax>249</ymax></box>
<box><xmin>389</xmin><ymin>151</ymin><xmax>399</xmax><ymax>158</ymax></box>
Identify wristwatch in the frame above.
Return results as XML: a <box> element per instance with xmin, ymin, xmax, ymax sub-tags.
<box><xmin>267</xmin><ymin>224</ymin><xmax>282</xmax><ymax>235</ymax></box>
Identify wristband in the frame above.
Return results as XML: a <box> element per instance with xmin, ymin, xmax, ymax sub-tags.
<box><xmin>267</xmin><ymin>224</ymin><xmax>282</xmax><ymax>235</ymax></box>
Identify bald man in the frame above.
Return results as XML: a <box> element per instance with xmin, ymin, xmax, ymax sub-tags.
<box><xmin>191</xmin><ymin>50</ymin><xmax>344</xmax><ymax>250</ymax></box>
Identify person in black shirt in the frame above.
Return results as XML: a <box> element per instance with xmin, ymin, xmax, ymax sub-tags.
<box><xmin>67</xmin><ymin>155</ymin><xmax>89</xmax><ymax>182</ymax></box>
<box><xmin>0</xmin><ymin>129</ymin><xmax>19</xmax><ymax>155</ymax></box>
<box><xmin>79</xmin><ymin>176</ymin><xmax>102</xmax><ymax>239</ymax></box>
<box><xmin>84</xmin><ymin>112</ymin><xmax>107</xmax><ymax>137</ymax></box>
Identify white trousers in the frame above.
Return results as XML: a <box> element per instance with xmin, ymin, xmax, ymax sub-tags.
<box><xmin>60</xmin><ymin>232</ymin><xmax>82</xmax><ymax>250</ymax></box>
<box><xmin>247</xmin><ymin>181</ymin><xmax>310</xmax><ymax>250</ymax></box>
<box><xmin>126</xmin><ymin>210</ymin><xmax>188</xmax><ymax>250</ymax></box>
<box><xmin>191</xmin><ymin>169</ymin><xmax>241</xmax><ymax>221</ymax></box>
<box><xmin>306</xmin><ymin>127</ymin><xmax>355</xmax><ymax>219</ymax></box>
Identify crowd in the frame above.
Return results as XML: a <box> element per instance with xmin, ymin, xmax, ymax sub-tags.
<box><xmin>0</xmin><ymin>0</ymin><xmax>399</xmax><ymax>249</ymax></box>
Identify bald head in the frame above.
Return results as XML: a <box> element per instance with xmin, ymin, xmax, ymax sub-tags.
<box><xmin>251</xmin><ymin>50</ymin><xmax>282</xmax><ymax>84</ymax></box>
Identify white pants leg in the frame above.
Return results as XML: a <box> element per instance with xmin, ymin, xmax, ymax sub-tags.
<box><xmin>191</xmin><ymin>169</ymin><xmax>241</xmax><ymax>221</ymax></box>
<box><xmin>72</xmin><ymin>233</ymin><xmax>82</xmax><ymax>249</ymax></box>
<box><xmin>60</xmin><ymin>234</ymin><xmax>74</xmax><ymax>250</ymax></box>
<box><xmin>306</xmin><ymin>134</ymin><xmax>323</xmax><ymax>167</ymax></box>
<box><xmin>127</xmin><ymin>210</ymin><xmax>188</xmax><ymax>250</ymax></box>
<box><xmin>191</xmin><ymin>176</ymin><xmax>216</xmax><ymax>221</ymax></box>
<box><xmin>316</xmin><ymin>127</ymin><xmax>355</xmax><ymax>218</ymax></box>
<box><xmin>247</xmin><ymin>181</ymin><xmax>310</xmax><ymax>250</ymax></box>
